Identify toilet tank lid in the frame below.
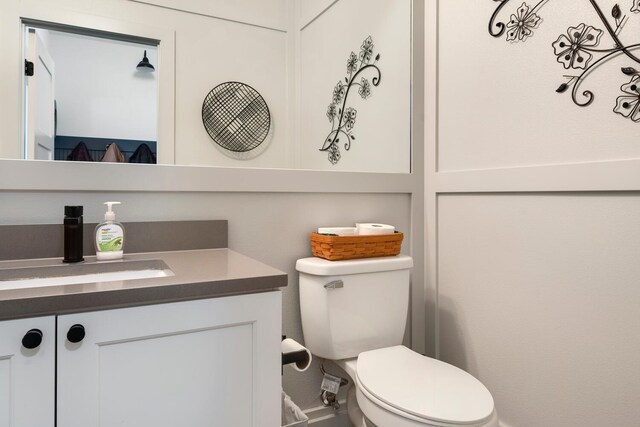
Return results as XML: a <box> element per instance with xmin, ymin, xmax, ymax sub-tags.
<box><xmin>296</xmin><ymin>255</ymin><xmax>413</xmax><ymax>276</ymax></box>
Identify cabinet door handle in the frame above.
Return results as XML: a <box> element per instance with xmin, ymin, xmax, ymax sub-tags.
<box><xmin>22</xmin><ymin>328</ymin><xmax>43</xmax><ymax>349</ymax></box>
<box><xmin>67</xmin><ymin>324</ymin><xmax>85</xmax><ymax>343</ymax></box>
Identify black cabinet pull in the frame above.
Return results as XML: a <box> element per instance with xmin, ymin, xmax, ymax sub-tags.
<box><xmin>22</xmin><ymin>328</ymin><xmax>43</xmax><ymax>349</ymax></box>
<box><xmin>67</xmin><ymin>324</ymin><xmax>85</xmax><ymax>343</ymax></box>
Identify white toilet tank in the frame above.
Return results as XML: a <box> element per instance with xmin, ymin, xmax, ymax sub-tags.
<box><xmin>296</xmin><ymin>255</ymin><xmax>413</xmax><ymax>360</ymax></box>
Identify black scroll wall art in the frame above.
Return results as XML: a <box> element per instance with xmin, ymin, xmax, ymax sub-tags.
<box><xmin>320</xmin><ymin>36</ymin><xmax>382</xmax><ymax>165</ymax></box>
<box><xmin>488</xmin><ymin>0</ymin><xmax>640</xmax><ymax>123</ymax></box>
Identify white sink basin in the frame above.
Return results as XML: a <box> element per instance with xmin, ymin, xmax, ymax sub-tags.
<box><xmin>0</xmin><ymin>259</ymin><xmax>174</xmax><ymax>291</ymax></box>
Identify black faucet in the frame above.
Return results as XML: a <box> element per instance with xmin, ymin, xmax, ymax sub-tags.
<box><xmin>63</xmin><ymin>206</ymin><xmax>84</xmax><ymax>263</ymax></box>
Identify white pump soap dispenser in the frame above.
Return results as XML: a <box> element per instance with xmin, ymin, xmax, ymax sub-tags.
<box><xmin>95</xmin><ymin>201</ymin><xmax>125</xmax><ymax>260</ymax></box>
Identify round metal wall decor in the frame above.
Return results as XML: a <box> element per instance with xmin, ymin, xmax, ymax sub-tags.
<box><xmin>201</xmin><ymin>82</ymin><xmax>271</xmax><ymax>152</ymax></box>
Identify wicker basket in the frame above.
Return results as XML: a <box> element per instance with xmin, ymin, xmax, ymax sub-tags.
<box><xmin>310</xmin><ymin>232</ymin><xmax>403</xmax><ymax>261</ymax></box>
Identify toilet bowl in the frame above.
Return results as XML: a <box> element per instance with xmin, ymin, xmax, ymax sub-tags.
<box><xmin>296</xmin><ymin>255</ymin><xmax>500</xmax><ymax>427</ymax></box>
<box><xmin>336</xmin><ymin>346</ymin><xmax>499</xmax><ymax>427</ymax></box>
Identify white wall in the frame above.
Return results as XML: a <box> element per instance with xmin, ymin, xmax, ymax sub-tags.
<box><xmin>46</xmin><ymin>30</ymin><xmax>158</xmax><ymax>141</ymax></box>
<box><xmin>296</xmin><ymin>0</ymin><xmax>411</xmax><ymax>172</ymax></box>
<box><xmin>437</xmin><ymin>194</ymin><xmax>640</xmax><ymax>427</ymax></box>
<box><xmin>426</xmin><ymin>1</ymin><xmax>640</xmax><ymax>427</ymax></box>
<box><xmin>131</xmin><ymin>0</ymin><xmax>289</xmax><ymax>31</ymax></box>
<box><xmin>171</xmin><ymin>8</ymin><xmax>289</xmax><ymax>166</ymax></box>
<box><xmin>438</xmin><ymin>0</ymin><xmax>640</xmax><ymax>171</ymax></box>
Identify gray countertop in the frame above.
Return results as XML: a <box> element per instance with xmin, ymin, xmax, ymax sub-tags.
<box><xmin>0</xmin><ymin>249</ymin><xmax>287</xmax><ymax>320</ymax></box>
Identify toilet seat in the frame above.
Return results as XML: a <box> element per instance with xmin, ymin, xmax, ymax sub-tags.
<box><xmin>356</xmin><ymin>346</ymin><xmax>495</xmax><ymax>426</ymax></box>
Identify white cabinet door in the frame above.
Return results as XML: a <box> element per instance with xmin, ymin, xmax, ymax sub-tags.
<box><xmin>0</xmin><ymin>316</ymin><xmax>55</xmax><ymax>427</ymax></box>
<box><xmin>57</xmin><ymin>291</ymin><xmax>281</xmax><ymax>427</ymax></box>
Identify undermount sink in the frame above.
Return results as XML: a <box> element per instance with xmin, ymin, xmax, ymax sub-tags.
<box><xmin>0</xmin><ymin>259</ymin><xmax>174</xmax><ymax>291</ymax></box>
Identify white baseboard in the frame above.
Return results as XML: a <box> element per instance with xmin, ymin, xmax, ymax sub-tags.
<box><xmin>305</xmin><ymin>402</ymin><xmax>512</xmax><ymax>427</ymax></box>
<box><xmin>305</xmin><ymin>399</ymin><xmax>350</xmax><ymax>426</ymax></box>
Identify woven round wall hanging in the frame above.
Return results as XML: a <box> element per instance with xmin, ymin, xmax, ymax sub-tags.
<box><xmin>201</xmin><ymin>82</ymin><xmax>271</xmax><ymax>152</ymax></box>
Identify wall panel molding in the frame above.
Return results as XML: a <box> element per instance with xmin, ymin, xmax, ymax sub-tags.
<box><xmin>435</xmin><ymin>159</ymin><xmax>640</xmax><ymax>193</ymax></box>
<box><xmin>0</xmin><ymin>159</ymin><xmax>417</xmax><ymax>193</ymax></box>
<box><xmin>297</xmin><ymin>0</ymin><xmax>340</xmax><ymax>31</ymax></box>
<box><xmin>129</xmin><ymin>0</ymin><xmax>288</xmax><ymax>32</ymax></box>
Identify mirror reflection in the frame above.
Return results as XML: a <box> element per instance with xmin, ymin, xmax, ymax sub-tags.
<box><xmin>23</xmin><ymin>24</ymin><xmax>159</xmax><ymax>163</ymax></box>
<box><xmin>4</xmin><ymin>0</ymin><xmax>412</xmax><ymax>173</ymax></box>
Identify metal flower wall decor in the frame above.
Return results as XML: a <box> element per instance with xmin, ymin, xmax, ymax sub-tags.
<box><xmin>320</xmin><ymin>36</ymin><xmax>382</xmax><ymax>165</ymax></box>
<box><xmin>488</xmin><ymin>0</ymin><xmax>640</xmax><ymax>123</ymax></box>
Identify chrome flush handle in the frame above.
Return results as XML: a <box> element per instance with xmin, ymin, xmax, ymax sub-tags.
<box><xmin>324</xmin><ymin>279</ymin><xmax>344</xmax><ymax>289</ymax></box>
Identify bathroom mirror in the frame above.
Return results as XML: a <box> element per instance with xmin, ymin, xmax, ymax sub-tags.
<box><xmin>1</xmin><ymin>0</ymin><xmax>413</xmax><ymax>173</ymax></box>
<box><xmin>22</xmin><ymin>22</ymin><xmax>159</xmax><ymax>163</ymax></box>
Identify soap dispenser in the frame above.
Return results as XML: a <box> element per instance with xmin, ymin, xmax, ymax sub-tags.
<box><xmin>95</xmin><ymin>202</ymin><xmax>125</xmax><ymax>261</ymax></box>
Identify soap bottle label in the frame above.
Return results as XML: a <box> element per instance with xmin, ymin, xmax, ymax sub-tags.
<box><xmin>96</xmin><ymin>225</ymin><xmax>123</xmax><ymax>252</ymax></box>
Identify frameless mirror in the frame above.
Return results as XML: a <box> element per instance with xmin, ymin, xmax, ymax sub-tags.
<box><xmin>2</xmin><ymin>0</ymin><xmax>413</xmax><ymax>173</ymax></box>
<box><xmin>23</xmin><ymin>23</ymin><xmax>159</xmax><ymax>163</ymax></box>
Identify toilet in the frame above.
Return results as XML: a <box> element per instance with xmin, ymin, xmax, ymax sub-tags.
<box><xmin>296</xmin><ymin>255</ymin><xmax>500</xmax><ymax>427</ymax></box>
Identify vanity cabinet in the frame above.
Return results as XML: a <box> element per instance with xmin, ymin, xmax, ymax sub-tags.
<box><xmin>1</xmin><ymin>291</ymin><xmax>281</xmax><ymax>427</ymax></box>
<box><xmin>0</xmin><ymin>316</ymin><xmax>55</xmax><ymax>427</ymax></box>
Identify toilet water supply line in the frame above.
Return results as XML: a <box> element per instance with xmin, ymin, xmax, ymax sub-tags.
<box><xmin>319</xmin><ymin>360</ymin><xmax>366</xmax><ymax>426</ymax></box>
<box><xmin>319</xmin><ymin>359</ymin><xmax>349</xmax><ymax>409</ymax></box>
<box><xmin>280</xmin><ymin>336</ymin><xmax>348</xmax><ymax>410</ymax></box>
